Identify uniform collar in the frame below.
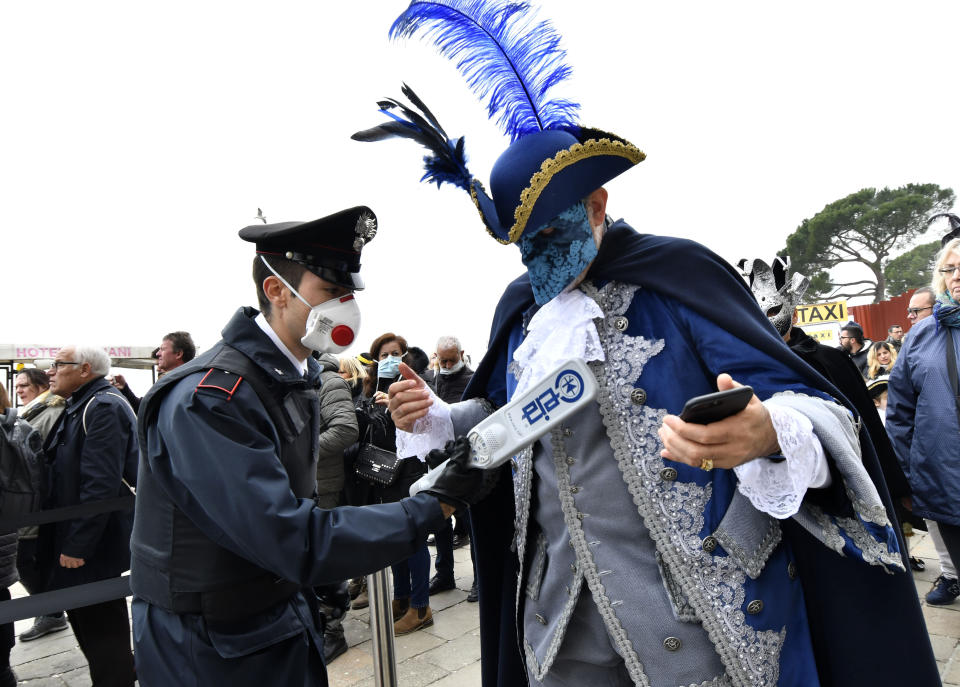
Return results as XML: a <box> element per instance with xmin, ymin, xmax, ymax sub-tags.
<box><xmin>220</xmin><ymin>307</ymin><xmax>319</xmax><ymax>385</ymax></box>
<box><xmin>255</xmin><ymin>313</ymin><xmax>308</xmax><ymax>375</ymax></box>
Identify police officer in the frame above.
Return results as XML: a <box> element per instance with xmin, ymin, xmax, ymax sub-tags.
<box><xmin>130</xmin><ymin>206</ymin><xmax>484</xmax><ymax>686</ymax></box>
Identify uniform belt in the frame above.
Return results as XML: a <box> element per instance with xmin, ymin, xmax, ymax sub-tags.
<box><xmin>171</xmin><ymin>574</ymin><xmax>302</xmax><ymax>623</ymax></box>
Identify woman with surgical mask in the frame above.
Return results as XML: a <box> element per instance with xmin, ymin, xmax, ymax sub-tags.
<box><xmin>355</xmin><ymin>333</ymin><xmax>435</xmax><ymax>635</ymax></box>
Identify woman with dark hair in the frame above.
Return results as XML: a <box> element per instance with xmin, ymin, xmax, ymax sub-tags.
<box><xmin>355</xmin><ymin>332</ymin><xmax>434</xmax><ymax>634</ymax></box>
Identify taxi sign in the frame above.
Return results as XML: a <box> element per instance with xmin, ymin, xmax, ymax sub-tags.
<box><xmin>794</xmin><ymin>300</ymin><xmax>848</xmax><ymax>326</ymax></box>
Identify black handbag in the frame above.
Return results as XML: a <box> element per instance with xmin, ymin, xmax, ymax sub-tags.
<box><xmin>355</xmin><ymin>425</ymin><xmax>401</xmax><ymax>486</ymax></box>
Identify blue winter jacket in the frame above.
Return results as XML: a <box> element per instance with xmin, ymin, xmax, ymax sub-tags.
<box><xmin>887</xmin><ymin>314</ymin><xmax>960</xmax><ymax>525</ymax></box>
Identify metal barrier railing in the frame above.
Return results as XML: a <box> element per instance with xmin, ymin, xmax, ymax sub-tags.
<box><xmin>0</xmin><ymin>497</ymin><xmax>401</xmax><ymax>685</ymax></box>
<box><xmin>0</xmin><ymin>495</ymin><xmax>135</xmax><ymax>624</ymax></box>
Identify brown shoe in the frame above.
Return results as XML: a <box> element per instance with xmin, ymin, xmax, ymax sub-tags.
<box><xmin>352</xmin><ymin>589</ymin><xmax>369</xmax><ymax>610</ymax></box>
<box><xmin>392</xmin><ymin>597</ymin><xmax>410</xmax><ymax>622</ymax></box>
<box><xmin>394</xmin><ymin>606</ymin><xmax>433</xmax><ymax>635</ymax></box>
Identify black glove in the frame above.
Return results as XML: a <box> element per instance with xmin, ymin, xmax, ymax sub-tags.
<box><xmin>424</xmin><ymin>437</ymin><xmax>497</xmax><ymax>509</ymax></box>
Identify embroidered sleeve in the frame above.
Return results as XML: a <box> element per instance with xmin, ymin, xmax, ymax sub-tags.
<box><xmin>733</xmin><ymin>404</ymin><xmax>829</xmax><ymax>519</ymax></box>
<box><xmin>394</xmin><ymin>387</ymin><xmax>455</xmax><ymax>460</ymax></box>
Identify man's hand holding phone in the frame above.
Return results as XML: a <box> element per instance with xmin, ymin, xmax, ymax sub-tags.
<box><xmin>657</xmin><ymin>374</ymin><xmax>780</xmax><ymax>471</ymax></box>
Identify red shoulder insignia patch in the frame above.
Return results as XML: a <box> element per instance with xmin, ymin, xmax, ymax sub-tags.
<box><xmin>195</xmin><ymin>369</ymin><xmax>243</xmax><ymax>400</ymax></box>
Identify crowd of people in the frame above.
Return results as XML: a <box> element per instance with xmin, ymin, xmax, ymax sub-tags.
<box><xmin>2</xmin><ymin>217</ymin><xmax>957</xmax><ymax>687</ymax></box>
<box><xmin>2</xmin><ymin>4</ymin><xmax>958</xmax><ymax>684</ymax></box>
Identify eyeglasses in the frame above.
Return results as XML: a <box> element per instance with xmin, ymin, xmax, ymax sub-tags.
<box><xmin>50</xmin><ymin>361</ymin><xmax>80</xmax><ymax>370</ymax></box>
<box><xmin>938</xmin><ymin>265</ymin><xmax>960</xmax><ymax>276</ymax></box>
<box><xmin>907</xmin><ymin>306</ymin><xmax>933</xmax><ymax>316</ymax></box>
<box><xmin>838</xmin><ymin>335</ymin><xmax>851</xmax><ymax>341</ymax></box>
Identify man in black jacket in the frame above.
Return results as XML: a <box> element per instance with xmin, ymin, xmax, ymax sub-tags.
<box><xmin>839</xmin><ymin>322</ymin><xmax>872</xmax><ymax>378</ymax></box>
<box><xmin>45</xmin><ymin>345</ymin><xmax>138</xmax><ymax>687</ymax></box>
<box><xmin>425</xmin><ymin>336</ymin><xmax>477</xmax><ymax>598</ymax></box>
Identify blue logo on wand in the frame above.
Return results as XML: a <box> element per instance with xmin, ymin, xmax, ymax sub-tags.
<box><xmin>520</xmin><ymin>369</ymin><xmax>586</xmax><ymax>426</ymax></box>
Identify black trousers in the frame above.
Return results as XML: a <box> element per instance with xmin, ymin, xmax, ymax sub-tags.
<box><xmin>16</xmin><ymin>538</ymin><xmax>63</xmax><ymax>619</ymax></box>
<box><xmin>0</xmin><ymin>588</ymin><xmax>12</xmax><ymax>667</ymax></box>
<box><xmin>434</xmin><ymin>510</ymin><xmax>477</xmax><ymax>581</ymax></box>
<box><xmin>66</xmin><ymin>598</ymin><xmax>135</xmax><ymax>687</ymax></box>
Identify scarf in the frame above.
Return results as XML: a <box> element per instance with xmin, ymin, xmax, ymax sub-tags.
<box><xmin>934</xmin><ymin>291</ymin><xmax>960</xmax><ymax>330</ymax></box>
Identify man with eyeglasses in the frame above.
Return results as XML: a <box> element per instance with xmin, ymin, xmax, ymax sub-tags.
<box><xmin>838</xmin><ymin>322</ymin><xmax>873</xmax><ymax>377</ymax></box>
<box><xmin>44</xmin><ymin>346</ymin><xmax>138</xmax><ymax>687</ymax></box>
<box><xmin>907</xmin><ymin>286</ymin><xmax>936</xmax><ymax>325</ymax></box>
<box><xmin>886</xmin><ymin>324</ymin><xmax>904</xmax><ymax>352</ymax></box>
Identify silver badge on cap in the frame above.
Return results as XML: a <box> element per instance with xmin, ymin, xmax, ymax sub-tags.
<box><xmin>353</xmin><ymin>211</ymin><xmax>378</xmax><ymax>251</ymax></box>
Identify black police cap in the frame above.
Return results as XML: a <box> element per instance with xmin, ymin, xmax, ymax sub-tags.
<box><xmin>239</xmin><ymin>206</ymin><xmax>377</xmax><ymax>290</ymax></box>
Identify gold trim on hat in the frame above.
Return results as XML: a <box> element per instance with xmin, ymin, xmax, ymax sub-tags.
<box><xmin>470</xmin><ymin>179</ymin><xmax>511</xmax><ymax>245</ymax></box>
<box><xmin>509</xmin><ymin>137</ymin><xmax>645</xmax><ymax>244</ymax></box>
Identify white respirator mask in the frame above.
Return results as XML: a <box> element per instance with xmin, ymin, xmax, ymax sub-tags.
<box><xmin>260</xmin><ymin>256</ymin><xmax>361</xmax><ymax>354</ymax></box>
<box><xmin>438</xmin><ymin>359</ymin><xmax>465</xmax><ymax>376</ymax></box>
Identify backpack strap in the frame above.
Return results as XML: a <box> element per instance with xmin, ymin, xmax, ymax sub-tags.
<box><xmin>80</xmin><ymin>390</ymin><xmax>138</xmax><ymax>493</ymax></box>
<box><xmin>82</xmin><ymin>391</ymin><xmax>135</xmax><ymax>435</ymax></box>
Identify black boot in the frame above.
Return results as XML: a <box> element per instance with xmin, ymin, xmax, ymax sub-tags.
<box><xmin>323</xmin><ymin>618</ymin><xmax>348</xmax><ymax>664</ymax></box>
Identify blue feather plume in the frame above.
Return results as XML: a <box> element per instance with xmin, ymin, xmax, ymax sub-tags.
<box><xmin>390</xmin><ymin>0</ymin><xmax>580</xmax><ymax>142</ymax></box>
<box><xmin>352</xmin><ymin>83</ymin><xmax>473</xmax><ymax>191</ymax></box>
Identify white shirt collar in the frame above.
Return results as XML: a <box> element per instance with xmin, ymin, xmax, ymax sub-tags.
<box><xmin>255</xmin><ymin>313</ymin><xmax>308</xmax><ymax>375</ymax></box>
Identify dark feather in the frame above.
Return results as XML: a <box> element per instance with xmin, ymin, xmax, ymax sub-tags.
<box><xmin>352</xmin><ymin>86</ymin><xmax>473</xmax><ymax>191</ymax></box>
<box><xmin>390</xmin><ymin>0</ymin><xmax>580</xmax><ymax>141</ymax></box>
<box><xmin>929</xmin><ymin>213</ymin><xmax>960</xmax><ymax>247</ymax></box>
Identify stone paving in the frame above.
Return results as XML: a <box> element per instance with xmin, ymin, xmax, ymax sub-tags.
<box><xmin>8</xmin><ymin>533</ymin><xmax>960</xmax><ymax>686</ymax></box>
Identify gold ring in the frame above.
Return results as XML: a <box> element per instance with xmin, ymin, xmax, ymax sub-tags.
<box><xmin>699</xmin><ymin>458</ymin><xmax>714</xmax><ymax>471</ymax></box>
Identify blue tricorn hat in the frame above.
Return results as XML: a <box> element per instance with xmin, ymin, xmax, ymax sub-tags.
<box><xmin>470</xmin><ymin>128</ymin><xmax>644</xmax><ymax>244</ymax></box>
<box><xmin>352</xmin><ymin>2</ymin><xmax>644</xmax><ymax>244</ymax></box>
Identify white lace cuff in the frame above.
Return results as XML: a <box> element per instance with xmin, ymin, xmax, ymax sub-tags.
<box><xmin>733</xmin><ymin>404</ymin><xmax>829</xmax><ymax>519</ymax></box>
<box><xmin>394</xmin><ymin>387</ymin><xmax>455</xmax><ymax>460</ymax></box>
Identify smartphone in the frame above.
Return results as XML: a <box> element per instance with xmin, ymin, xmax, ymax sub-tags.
<box><xmin>679</xmin><ymin>386</ymin><xmax>754</xmax><ymax>424</ymax></box>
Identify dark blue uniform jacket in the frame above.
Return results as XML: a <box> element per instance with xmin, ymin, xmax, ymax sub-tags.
<box><xmin>131</xmin><ymin>308</ymin><xmax>446</xmax><ymax>687</ymax></box>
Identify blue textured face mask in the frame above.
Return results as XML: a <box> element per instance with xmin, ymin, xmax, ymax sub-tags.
<box><xmin>517</xmin><ymin>202</ymin><xmax>598</xmax><ymax>305</ymax></box>
<box><xmin>377</xmin><ymin>355</ymin><xmax>402</xmax><ymax>379</ymax></box>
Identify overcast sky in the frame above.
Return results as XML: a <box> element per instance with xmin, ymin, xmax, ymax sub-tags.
<box><xmin>3</xmin><ymin>1</ymin><xmax>959</xmax><ymax>382</ymax></box>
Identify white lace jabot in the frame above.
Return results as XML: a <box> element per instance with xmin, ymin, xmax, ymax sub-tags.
<box><xmin>511</xmin><ymin>289</ymin><xmax>605</xmax><ymax>398</ymax></box>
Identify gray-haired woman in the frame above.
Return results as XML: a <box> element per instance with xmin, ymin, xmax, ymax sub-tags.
<box><xmin>887</xmin><ymin>236</ymin><xmax>960</xmax><ymax>604</ymax></box>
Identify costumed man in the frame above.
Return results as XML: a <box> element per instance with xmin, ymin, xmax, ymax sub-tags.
<box><xmin>130</xmin><ymin>207</ymin><xmax>488</xmax><ymax>686</ymax></box>
<box><xmin>354</xmin><ymin>2</ymin><xmax>939</xmax><ymax>686</ymax></box>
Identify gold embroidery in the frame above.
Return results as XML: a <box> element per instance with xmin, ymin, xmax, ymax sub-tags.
<box><xmin>509</xmin><ymin>138</ymin><xmax>645</xmax><ymax>244</ymax></box>
<box><xmin>470</xmin><ymin>179</ymin><xmax>510</xmax><ymax>244</ymax></box>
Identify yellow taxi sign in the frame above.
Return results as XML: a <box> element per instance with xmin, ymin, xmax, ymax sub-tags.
<box><xmin>794</xmin><ymin>300</ymin><xmax>848</xmax><ymax>326</ymax></box>
<box><xmin>804</xmin><ymin>329</ymin><xmax>835</xmax><ymax>343</ymax></box>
